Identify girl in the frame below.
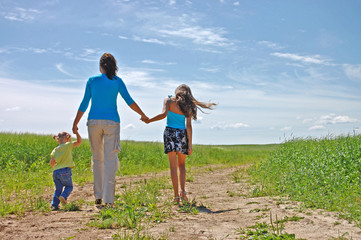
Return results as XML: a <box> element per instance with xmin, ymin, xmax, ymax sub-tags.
<box><xmin>144</xmin><ymin>84</ymin><xmax>216</xmax><ymax>203</ymax></box>
<box><xmin>50</xmin><ymin>131</ymin><xmax>82</xmax><ymax>210</ymax></box>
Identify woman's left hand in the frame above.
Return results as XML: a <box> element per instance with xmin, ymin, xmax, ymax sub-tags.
<box><xmin>72</xmin><ymin>124</ymin><xmax>78</xmax><ymax>134</ymax></box>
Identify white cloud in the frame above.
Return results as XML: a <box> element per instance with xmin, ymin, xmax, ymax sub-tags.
<box><xmin>121</xmin><ymin>68</ymin><xmax>159</xmax><ymax>88</ymax></box>
<box><xmin>199</xmin><ymin>67</ymin><xmax>220</xmax><ymax>73</ymax></box>
<box><xmin>281</xmin><ymin>126</ymin><xmax>292</xmax><ymax>131</ymax></box>
<box><xmin>55</xmin><ymin>63</ymin><xmax>74</xmax><ymax>77</ymax></box>
<box><xmin>302</xmin><ymin>118</ymin><xmax>313</xmax><ymax>124</ymax></box>
<box><xmin>169</xmin><ymin>0</ymin><xmax>176</xmax><ymax>5</ymax></box>
<box><xmin>133</xmin><ymin>36</ymin><xmax>168</xmax><ymax>45</ymax></box>
<box><xmin>211</xmin><ymin>122</ymin><xmax>249</xmax><ymax>130</ymax></box>
<box><xmin>141</xmin><ymin>59</ymin><xmax>176</xmax><ymax>65</ymax></box>
<box><xmin>118</xmin><ymin>35</ymin><xmax>129</xmax><ymax>40</ymax></box>
<box><xmin>123</xmin><ymin>123</ymin><xmax>135</xmax><ymax>130</ymax></box>
<box><xmin>271</xmin><ymin>52</ymin><xmax>330</xmax><ymax>65</ymax></box>
<box><xmin>65</xmin><ymin>48</ymin><xmax>103</xmax><ymax>62</ymax></box>
<box><xmin>309</xmin><ymin>125</ymin><xmax>325</xmax><ymax>131</ymax></box>
<box><xmin>316</xmin><ymin>114</ymin><xmax>358</xmax><ymax>125</ymax></box>
<box><xmin>5</xmin><ymin>106</ymin><xmax>21</xmax><ymax>112</ymax></box>
<box><xmin>343</xmin><ymin>64</ymin><xmax>361</xmax><ymax>81</ymax></box>
<box><xmin>158</xmin><ymin>26</ymin><xmax>233</xmax><ymax>47</ymax></box>
<box><xmin>258</xmin><ymin>41</ymin><xmax>283</xmax><ymax>50</ymax></box>
<box><xmin>3</xmin><ymin>7</ymin><xmax>41</xmax><ymax>22</ymax></box>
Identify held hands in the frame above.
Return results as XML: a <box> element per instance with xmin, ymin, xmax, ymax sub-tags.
<box><xmin>140</xmin><ymin>114</ymin><xmax>151</xmax><ymax>124</ymax></box>
<box><xmin>72</xmin><ymin>124</ymin><xmax>78</xmax><ymax>134</ymax></box>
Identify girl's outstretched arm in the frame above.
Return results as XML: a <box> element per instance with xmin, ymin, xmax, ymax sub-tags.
<box><xmin>73</xmin><ymin>131</ymin><xmax>82</xmax><ymax>147</ymax></box>
<box><xmin>186</xmin><ymin>116</ymin><xmax>193</xmax><ymax>155</ymax></box>
<box><xmin>145</xmin><ymin>98</ymin><xmax>168</xmax><ymax>124</ymax></box>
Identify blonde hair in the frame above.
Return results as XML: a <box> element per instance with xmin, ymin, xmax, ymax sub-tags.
<box><xmin>175</xmin><ymin>84</ymin><xmax>217</xmax><ymax>120</ymax></box>
<box><xmin>53</xmin><ymin>132</ymin><xmax>71</xmax><ymax>141</ymax></box>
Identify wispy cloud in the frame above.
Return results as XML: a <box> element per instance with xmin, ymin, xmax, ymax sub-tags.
<box><xmin>5</xmin><ymin>106</ymin><xmax>21</xmax><ymax>112</ymax></box>
<box><xmin>133</xmin><ymin>36</ymin><xmax>169</xmax><ymax>45</ymax></box>
<box><xmin>158</xmin><ymin>26</ymin><xmax>233</xmax><ymax>48</ymax></box>
<box><xmin>118</xmin><ymin>35</ymin><xmax>129</xmax><ymax>40</ymax></box>
<box><xmin>199</xmin><ymin>67</ymin><xmax>220</xmax><ymax>73</ymax></box>
<box><xmin>211</xmin><ymin>122</ymin><xmax>249</xmax><ymax>130</ymax></box>
<box><xmin>258</xmin><ymin>41</ymin><xmax>284</xmax><ymax>50</ymax></box>
<box><xmin>64</xmin><ymin>48</ymin><xmax>103</xmax><ymax>62</ymax></box>
<box><xmin>281</xmin><ymin>126</ymin><xmax>292</xmax><ymax>131</ymax></box>
<box><xmin>0</xmin><ymin>47</ymin><xmax>48</xmax><ymax>54</ymax></box>
<box><xmin>123</xmin><ymin>123</ymin><xmax>135</xmax><ymax>130</ymax></box>
<box><xmin>316</xmin><ymin>114</ymin><xmax>358</xmax><ymax>125</ymax></box>
<box><xmin>271</xmin><ymin>52</ymin><xmax>331</xmax><ymax>65</ymax></box>
<box><xmin>305</xmin><ymin>114</ymin><xmax>359</xmax><ymax>131</ymax></box>
<box><xmin>3</xmin><ymin>7</ymin><xmax>41</xmax><ymax>22</ymax></box>
<box><xmin>141</xmin><ymin>59</ymin><xmax>176</xmax><ymax>66</ymax></box>
<box><xmin>343</xmin><ymin>64</ymin><xmax>361</xmax><ymax>81</ymax></box>
<box><xmin>309</xmin><ymin>125</ymin><xmax>325</xmax><ymax>131</ymax></box>
<box><xmin>55</xmin><ymin>63</ymin><xmax>74</xmax><ymax>77</ymax></box>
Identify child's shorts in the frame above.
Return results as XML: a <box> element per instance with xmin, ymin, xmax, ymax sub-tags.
<box><xmin>163</xmin><ymin>127</ymin><xmax>189</xmax><ymax>155</ymax></box>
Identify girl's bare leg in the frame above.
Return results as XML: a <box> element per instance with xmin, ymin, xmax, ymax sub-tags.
<box><xmin>177</xmin><ymin>152</ymin><xmax>187</xmax><ymax>195</ymax></box>
<box><xmin>168</xmin><ymin>152</ymin><xmax>179</xmax><ymax>199</ymax></box>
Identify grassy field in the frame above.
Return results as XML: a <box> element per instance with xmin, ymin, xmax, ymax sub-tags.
<box><xmin>0</xmin><ymin>132</ymin><xmax>277</xmax><ymax>216</ymax></box>
<box><xmin>250</xmin><ymin>134</ymin><xmax>361</xmax><ymax>226</ymax></box>
<box><xmin>3</xmin><ymin>132</ymin><xmax>361</xmax><ymax>238</ymax></box>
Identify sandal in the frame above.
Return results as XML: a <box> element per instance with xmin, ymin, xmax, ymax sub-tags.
<box><xmin>180</xmin><ymin>191</ymin><xmax>188</xmax><ymax>202</ymax></box>
<box><xmin>173</xmin><ymin>196</ymin><xmax>180</xmax><ymax>204</ymax></box>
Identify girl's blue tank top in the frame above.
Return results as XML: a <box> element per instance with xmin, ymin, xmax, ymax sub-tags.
<box><xmin>166</xmin><ymin>96</ymin><xmax>186</xmax><ymax>129</ymax></box>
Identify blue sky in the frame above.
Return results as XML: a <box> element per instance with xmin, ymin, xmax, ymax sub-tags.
<box><xmin>1</xmin><ymin>0</ymin><xmax>361</xmax><ymax>144</ymax></box>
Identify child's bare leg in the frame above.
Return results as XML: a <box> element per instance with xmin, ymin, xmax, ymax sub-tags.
<box><xmin>177</xmin><ymin>152</ymin><xmax>187</xmax><ymax>195</ymax></box>
<box><xmin>168</xmin><ymin>152</ymin><xmax>179</xmax><ymax>198</ymax></box>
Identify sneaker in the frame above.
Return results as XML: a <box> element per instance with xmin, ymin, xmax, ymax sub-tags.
<box><xmin>95</xmin><ymin>199</ymin><xmax>102</xmax><ymax>205</ymax></box>
<box><xmin>51</xmin><ymin>206</ymin><xmax>59</xmax><ymax>211</ymax></box>
<box><xmin>59</xmin><ymin>196</ymin><xmax>67</xmax><ymax>205</ymax></box>
<box><xmin>104</xmin><ymin>203</ymin><xmax>114</xmax><ymax>208</ymax></box>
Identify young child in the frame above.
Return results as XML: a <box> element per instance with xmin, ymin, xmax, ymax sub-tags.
<box><xmin>144</xmin><ymin>84</ymin><xmax>216</xmax><ymax>203</ymax></box>
<box><xmin>50</xmin><ymin>131</ymin><xmax>82</xmax><ymax>210</ymax></box>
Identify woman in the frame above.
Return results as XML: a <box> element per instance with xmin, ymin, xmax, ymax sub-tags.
<box><xmin>72</xmin><ymin>53</ymin><xmax>147</xmax><ymax>206</ymax></box>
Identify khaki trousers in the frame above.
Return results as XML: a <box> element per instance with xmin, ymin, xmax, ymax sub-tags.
<box><xmin>87</xmin><ymin>119</ymin><xmax>121</xmax><ymax>204</ymax></box>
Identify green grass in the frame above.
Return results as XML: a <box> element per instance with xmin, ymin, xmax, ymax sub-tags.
<box><xmin>89</xmin><ymin>177</ymin><xmax>171</xmax><ymax>229</ymax></box>
<box><xmin>0</xmin><ymin>132</ymin><xmax>277</xmax><ymax>216</ymax></box>
<box><xmin>249</xmin><ymin>134</ymin><xmax>361</xmax><ymax>225</ymax></box>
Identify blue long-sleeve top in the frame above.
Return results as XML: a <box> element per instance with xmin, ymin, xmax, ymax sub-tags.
<box><xmin>78</xmin><ymin>74</ymin><xmax>135</xmax><ymax>123</ymax></box>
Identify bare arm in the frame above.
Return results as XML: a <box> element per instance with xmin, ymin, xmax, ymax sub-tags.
<box><xmin>129</xmin><ymin>102</ymin><xmax>148</xmax><ymax>121</ymax></box>
<box><xmin>50</xmin><ymin>157</ymin><xmax>55</xmax><ymax>168</ymax></box>
<box><xmin>72</xmin><ymin>131</ymin><xmax>82</xmax><ymax>148</ymax></box>
<box><xmin>186</xmin><ymin>116</ymin><xmax>193</xmax><ymax>155</ymax></box>
<box><xmin>72</xmin><ymin>110</ymin><xmax>85</xmax><ymax>134</ymax></box>
<box><xmin>145</xmin><ymin>98</ymin><xmax>168</xmax><ymax>124</ymax></box>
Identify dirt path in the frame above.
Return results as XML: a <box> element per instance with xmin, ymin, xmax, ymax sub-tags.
<box><xmin>1</xmin><ymin>166</ymin><xmax>361</xmax><ymax>239</ymax></box>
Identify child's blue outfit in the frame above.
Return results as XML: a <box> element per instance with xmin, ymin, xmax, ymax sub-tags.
<box><xmin>50</xmin><ymin>141</ymin><xmax>75</xmax><ymax>209</ymax></box>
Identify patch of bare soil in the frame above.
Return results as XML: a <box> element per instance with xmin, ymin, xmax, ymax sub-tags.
<box><xmin>0</xmin><ymin>166</ymin><xmax>361</xmax><ymax>240</ymax></box>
